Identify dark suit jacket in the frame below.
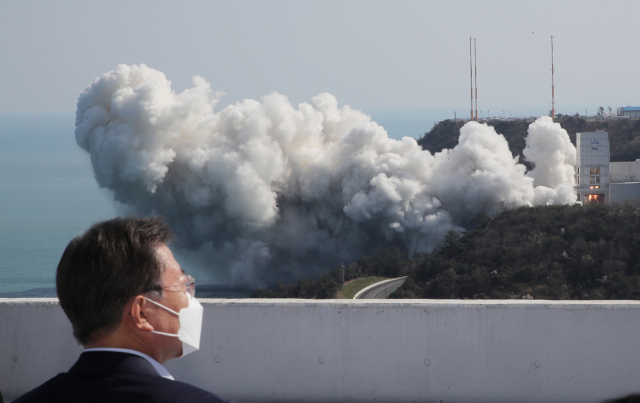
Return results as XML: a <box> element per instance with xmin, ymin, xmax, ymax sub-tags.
<box><xmin>14</xmin><ymin>351</ymin><xmax>235</xmax><ymax>403</ymax></box>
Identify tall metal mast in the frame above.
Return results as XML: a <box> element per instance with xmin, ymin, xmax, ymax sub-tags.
<box><xmin>474</xmin><ymin>38</ymin><xmax>478</xmax><ymax>121</ymax></box>
<box><xmin>551</xmin><ymin>35</ymin><xmax>555</xmax><ymax>121</ymax></box>
<box><xmin>470</xmin><ymin>37</ymin><xmax>473</xmax><ymax>120</ymax></box>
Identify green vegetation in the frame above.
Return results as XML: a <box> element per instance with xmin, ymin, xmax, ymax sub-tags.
<box><xmin>251</xmin><ymin>248</ymin><xmax>407</xmax><ymax>299</ymax></box>
<box><xmin>253</xmin><ymin>203</ymin><xmax>640</xmax><ymax>300</ymax></box>
<box><xmin>392</xmin><ymin>202</ymin><xmax>640</xmax><ymax>300</ymax></box>
<box><xmin>416</xmin><ymin>119</ymin><xmax>466</xmax><ymax>157</ymax></box>
<box><xmin>337</xmin><ymin>277</ymin><xmax>388</xmax><ymax>299</ymax></box>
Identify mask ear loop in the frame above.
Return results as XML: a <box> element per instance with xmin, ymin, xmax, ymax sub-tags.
<box><xmin>152</xmin><ymin>330</ymin><xmax>179</xmax><ymax>337</ymax></box>
<box><xmin>146</xmin><ymin>297</ymin><xmax>180</xmax><ymax>316</ymax></box>
<box><xmin>145</xmin><ymin>298</ymin><xmax>182</xmax><ymax>337</ymax></box>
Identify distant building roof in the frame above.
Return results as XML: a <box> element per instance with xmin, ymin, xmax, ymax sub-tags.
<box><xmin>621</xmin><ymin>106</ymin><xmax>640</xmax><ymax>111</ymax></box>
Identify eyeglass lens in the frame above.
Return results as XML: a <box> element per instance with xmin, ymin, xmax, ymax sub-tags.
<box><xmin>187</xmin><ymin>275</ymin><xmax>195</xmax><ymax>298</ymax></box>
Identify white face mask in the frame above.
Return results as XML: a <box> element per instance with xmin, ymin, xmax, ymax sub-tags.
<box><xmin>146</xmin><ymin>297</ymin><xmax>204</xmax><ymax>357</ymax></box>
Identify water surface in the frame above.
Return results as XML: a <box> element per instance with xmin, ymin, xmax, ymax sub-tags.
<box><xmin>0</xmin><ymin>110</ymin><xmax>443</xmax><ymax>297</ymax></box>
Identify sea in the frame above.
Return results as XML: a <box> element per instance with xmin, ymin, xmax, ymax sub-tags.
<box><xmin>0</xmin><ymin>108</ymin><xmax>453</xmax><ymax>298</ymax></box>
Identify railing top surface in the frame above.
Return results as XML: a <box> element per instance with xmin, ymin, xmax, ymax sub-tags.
<box><xmin>2</xmin><ymin>297</ymin><xmax>640</xmax><ymax>309</ymax></box>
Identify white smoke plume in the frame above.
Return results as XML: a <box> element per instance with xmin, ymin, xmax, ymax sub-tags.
<box><xmin>75</xmin><ymin>64</ymin><xmax>576</xmax><ymax>287</ymax></box>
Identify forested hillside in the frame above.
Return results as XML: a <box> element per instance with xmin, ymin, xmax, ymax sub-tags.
<box><xmin>253</xmin><ymin>203</ymin><xmax>640</xmax><ymax>300</ymax></box>
<box><xmin>418</xmin><ymin>116</ymin><xmax>640</xmax><ymax>168</ymax></box>
<box><xmin>392</xmin><ymin>202</ymin><xmax>640</xmax><ymax>300</ymax></box>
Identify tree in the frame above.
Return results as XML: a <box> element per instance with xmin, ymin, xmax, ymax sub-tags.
<box><xmin>471</xmin><ymin>212</ymin><xmax>490</xmax><ymax>229</ymax></box>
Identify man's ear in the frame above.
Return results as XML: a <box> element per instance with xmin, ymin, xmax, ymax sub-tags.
<box><xmin>129</xmin><ymin>296</ymin><xmax>155</xmax><ymax>332</ymax></box>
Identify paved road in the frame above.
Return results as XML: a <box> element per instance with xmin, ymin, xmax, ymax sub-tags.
<box><xmin>356</xmin><ymin>277</ymin><xmax>407</xmax><ymax>299</ymax></box>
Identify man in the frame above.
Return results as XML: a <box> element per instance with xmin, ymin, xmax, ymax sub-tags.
<box><xmin>15</xmin><ymin>217</ymin><xmax>234</xmax><ymax>403</ymax></box>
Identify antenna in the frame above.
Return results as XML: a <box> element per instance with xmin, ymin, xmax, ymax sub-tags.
<box><xmin>470</xmin><ymin>37</ymin><xmax>473</xmax><ymax>120</ymax></box>
<box><xmin>474</xmin><ymin>38</ymin><xmax>478</xmax><ymax>121</ymax></box>
<box><xmin>551</xmin><ymin>35</ymin><xmax>555</xmax><ymax>121</ymax></box>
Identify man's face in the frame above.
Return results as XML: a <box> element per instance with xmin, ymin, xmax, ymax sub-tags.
<box><xmin>147</xmin><ymin>244</ymin><xmax>190</xmax><ymax>358</ymax></box>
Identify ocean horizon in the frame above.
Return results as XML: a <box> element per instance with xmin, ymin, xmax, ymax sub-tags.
<box><xmin>0</xmin><ymin>109</ymin><xmax>454</xmax><ymax>298</ymax></box>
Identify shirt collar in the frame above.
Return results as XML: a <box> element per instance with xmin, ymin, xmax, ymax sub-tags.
<box><xmin>83</xmin><ymin>347</ymin><xmax>174</xmax><ymax>380</ymax></box>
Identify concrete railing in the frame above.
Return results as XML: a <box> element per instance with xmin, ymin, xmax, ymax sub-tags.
<box><xmin>2</xmin><ymin>298</ymin><xmax>640</xmax><ymax>402</ymax></box>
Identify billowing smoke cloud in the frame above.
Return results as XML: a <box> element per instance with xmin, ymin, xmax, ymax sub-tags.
<box><xmin>75</xmin><ymin>64</ymin><xmax>576</xmax><ymax>287</ymax></box>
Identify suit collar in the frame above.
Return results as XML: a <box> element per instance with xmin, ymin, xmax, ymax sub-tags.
<box><xmin>83</xmin><ymin>348</ymin><xmax>174</xmax><ymax>380</ymax></box>
<box><xmin>70</xmin><ymin>351</ymin><xmax>164</xmax><ymax>378</ymax></box>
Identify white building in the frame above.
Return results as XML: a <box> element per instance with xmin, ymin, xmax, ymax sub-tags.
<box><xmin>574</xmin><ymin>130</ymin><xmax>640</xmax><ymax>204</ymax></box>
<box><xmin>617</xmin><ymin>106</ymin><xmax>640</xmax><ymax>118</ymax></box>
<box><xmin>574</xmin><ymin>130</ymin><xmax>609</xmax><ymax>203</ymax></box>
<box><xmin>610</xmin><ymin>160</ymin><xmax>640</xmax><ymax>202</ymax></box>
<box><xmin>610</xmin><ymin>160</ymin><xmax>640</xmax><ymax>183</ymax></box>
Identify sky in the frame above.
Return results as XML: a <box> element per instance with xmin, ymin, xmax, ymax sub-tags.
<box><xmin>1</xmin><ymin>0</ymin><xmax>639</xmax><ymax>119</ymax></box>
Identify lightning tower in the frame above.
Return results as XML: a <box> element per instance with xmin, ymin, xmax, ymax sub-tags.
<box><xmin>474</xmin><ymin>38</ymin><xmax>478</xmax><ymax>121</ymax></box>
<box><xmin>551</xmin><ymin>35</ymin><xmax>555</xmax><ymax>121</ymax></box>
<box><xmin>470</xmin><ymin>38</ymin><xmax>473</xmax><ymax>120</ymax></box>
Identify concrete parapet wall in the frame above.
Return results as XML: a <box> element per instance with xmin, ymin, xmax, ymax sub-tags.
<box><xmin>2</xmin><ymin>298</ymin><xmax>640</xmax><ymax>402</ymax></box>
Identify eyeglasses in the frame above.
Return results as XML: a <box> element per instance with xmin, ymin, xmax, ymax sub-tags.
<box><xmin>148</xmin><ymin>274</ymin><xmax>195</xmax><ymax>299</ymax></box>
